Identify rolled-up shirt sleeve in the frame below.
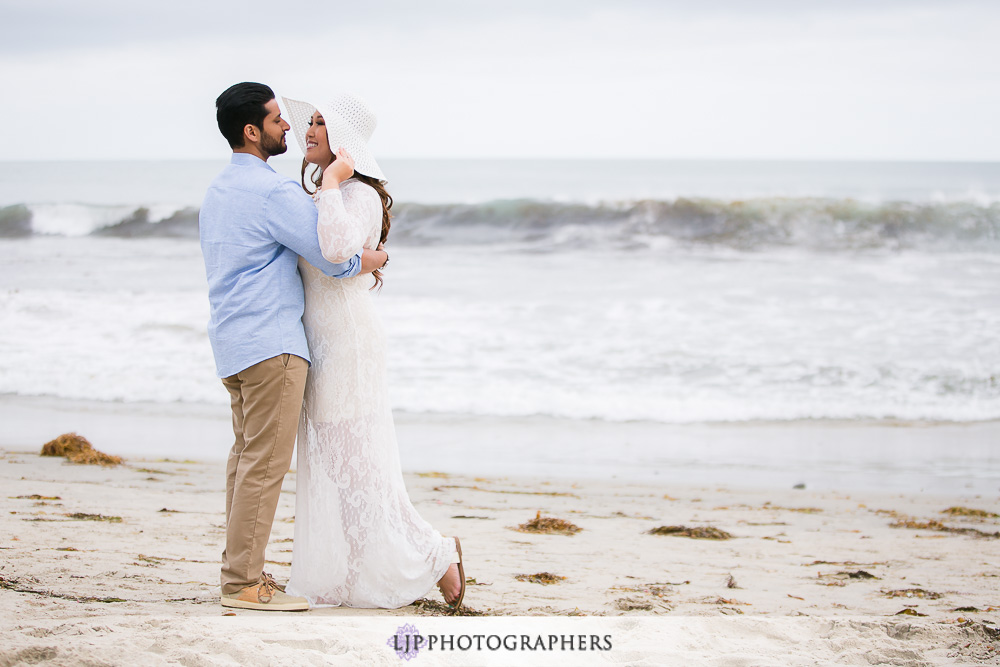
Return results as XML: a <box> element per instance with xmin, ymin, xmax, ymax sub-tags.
<box><xmin>264</xmin><ymin>181</ymin><xmax>361</xmax><ymax>279</ymax></box>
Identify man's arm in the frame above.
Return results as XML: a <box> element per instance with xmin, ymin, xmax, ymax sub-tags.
<box><xmin>265</xmin><ymin>181</ymin><xmax>362</xmax><ymax>278</ymax></box>
<box><xmin>361</xmin><ymin>246</ymin><xmax>388</xmax><ymax>274</ymax></box>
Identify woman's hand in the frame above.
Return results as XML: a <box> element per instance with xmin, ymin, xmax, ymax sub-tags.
<box><xmin>322</xmin><ymin>147</ymin><xmax>356</xmax><ymax>189</ymax></box>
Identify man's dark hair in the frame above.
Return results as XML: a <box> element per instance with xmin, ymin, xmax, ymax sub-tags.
<box><xmin>215</xmin><ymin>82</ymin><xmax>275</xmax><ymax>149</ymax></box>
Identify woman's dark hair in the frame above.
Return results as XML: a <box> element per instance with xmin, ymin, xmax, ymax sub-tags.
<box><xmin>215</xmin><ymin>82</ymin><xmax>274</xmax><ymax>149</ymax></box>
<box><xmin>301</xmin><ymin>161</ymin><xmax>392</xmax><ymax>291</ymax></box>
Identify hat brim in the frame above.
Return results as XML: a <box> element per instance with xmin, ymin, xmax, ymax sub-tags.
<box><xmin>282</xmin><ymin>96</ymin><xmax>386</xmax><ymax>181</ymax></box>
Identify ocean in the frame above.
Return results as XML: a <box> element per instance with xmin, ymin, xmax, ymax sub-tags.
<box><xmin>2</xmin><ymin>158</ymin><xmax>999</xmax><ymax>426</ymax></box>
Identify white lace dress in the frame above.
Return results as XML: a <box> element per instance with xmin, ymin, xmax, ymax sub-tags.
<box><xmin>286</xmin><ymin>178</ymin><xmax>455</xmax><ymax>608</ymax></box>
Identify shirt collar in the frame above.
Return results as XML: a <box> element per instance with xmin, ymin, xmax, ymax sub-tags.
<box><xmin>230</xmin><ymin>152</ymin><xmax>275</xmax><ymax>172</ymax></box>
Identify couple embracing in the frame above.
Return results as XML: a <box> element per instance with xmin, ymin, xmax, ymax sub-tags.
<box><xmin>198</xmin><ymin>82</ymin><xmax>465</xmax><ymax>613</ymax></box>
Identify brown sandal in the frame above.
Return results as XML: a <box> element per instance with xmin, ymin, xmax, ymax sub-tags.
<box><xmin>448</xmin><ymin>537</ymin><xmax>466</xmax><ymax>615</ymax></box>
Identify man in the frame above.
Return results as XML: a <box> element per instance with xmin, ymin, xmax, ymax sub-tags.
<box><xmin>199</xmin><ymin>82</ymin><xmax>387</xmax><ymax>611</ymax></box>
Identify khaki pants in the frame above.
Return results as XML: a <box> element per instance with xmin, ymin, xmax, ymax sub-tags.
<box><xmin>219</xmin><ymin>353</ymin><xmax>308</xmax><ymax>594</ymax></box>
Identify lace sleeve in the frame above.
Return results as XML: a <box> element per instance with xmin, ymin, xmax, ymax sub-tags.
<box><xmin>315</xmin><ymin>184</ymin><xmax>378</xmax><ymax>263</ymax></box>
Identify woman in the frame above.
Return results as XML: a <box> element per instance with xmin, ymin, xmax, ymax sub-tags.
<box><xmin>281</xmin><ymin>92</ymin><xmax>465</xmax><ymax>611</ymax></box>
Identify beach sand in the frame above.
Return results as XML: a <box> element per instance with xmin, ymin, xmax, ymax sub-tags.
<box><xmin>3</xmin><ymin>422</ymin><xmax>1000</xmax><ymax>665</ymax></box>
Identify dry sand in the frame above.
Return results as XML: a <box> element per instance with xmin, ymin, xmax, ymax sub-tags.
<box><xmin>2</xmin><ymin>445</ymin><xmax>1000</xmax><ymax>665</ymax></box>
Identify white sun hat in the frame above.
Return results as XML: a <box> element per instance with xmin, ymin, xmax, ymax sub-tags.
<box><xmin>282</xmin><ymin>92</ymin><xmax>386</xmax><ymax>181</ymax></box>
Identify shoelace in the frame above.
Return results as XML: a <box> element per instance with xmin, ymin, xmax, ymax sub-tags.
<box><xmin>260</xmin><ymin>571</ymin><xmax>286</xmax><ymax>592</ymax></box>
<box><xmin>257</xmin><ymin>572</ymin><xmax>279</xmax><ymax>603</ymax></box>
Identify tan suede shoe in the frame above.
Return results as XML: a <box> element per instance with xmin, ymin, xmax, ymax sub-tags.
<box><xmin>221</xmin><ymin>573</ymin><xmax>307</xmax><ymax>611</ymax></box>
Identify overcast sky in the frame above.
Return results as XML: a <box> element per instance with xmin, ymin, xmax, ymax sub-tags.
<box><xmin>2</xmin><ymin>0</ymin><xmax>998</xmax><ymax>161</ymax></box>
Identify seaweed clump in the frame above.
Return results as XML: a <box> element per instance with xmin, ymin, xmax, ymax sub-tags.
<box><xmin>412</xmin><ymin>598</ymin><xmax>487</xmax><ymax>616</ymax></box>
<box><xmin>647</xmin><ymin>525</ymin><xmax>733</xmax><ymax>540</ymax></box>
<box><xmin>615</xmin><ymin>597</ymin><xmax>653</xmax><ymax>611</ymax></box>
<box><xmin>514</xmin><ymin>511</ymin><xmax>582</xmax><ymax>536</ymax></box>
<box><xmin>65</xmin><ymin>513</ymin><xmax>122</xmax><ymax>523</ymax></box>
<box><xmin>40</xmin><ymin>433</ymin><xmax>122</xmax><ymax>466</ymax></box>
<box><xmin>894</xmin><ymin>608</ymin><xmax>928</xmax><ymax>617</ymax></box>
<box><xmin>515</xmin><ymin>572</ymin><xmax>566</xmax><ymax>585</ymax></box>
<box><xmin>818</xmin><ymin>570</ymin><xmax>879</xmax><ymax>583</ymax></box>
<box><xmin>942</xmin><ymin>507</ymin><xmax>999</xmax><ymax>518</ymax></box>
<box><xmin>883</xmin><ymin>588</ymin><xmax>942</xmax><ymax>600</ymax></box>
<box><xmin>890</xmin><ymin>518</ymin><xmax>999</xmax><ymax>539</ymax></box>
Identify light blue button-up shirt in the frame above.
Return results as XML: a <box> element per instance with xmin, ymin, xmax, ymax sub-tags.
<box><xmin>199</xmin><ymin>153</ymin><xmax>362</xmax><ymax>378</ymax></box>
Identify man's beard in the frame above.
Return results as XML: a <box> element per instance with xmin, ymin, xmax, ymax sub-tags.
<box><xmin>261</xmin><ymin>131</ymin><xmax>287</xmax><ymax>158</ymax></box>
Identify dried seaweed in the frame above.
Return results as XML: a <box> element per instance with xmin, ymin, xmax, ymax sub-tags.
<box><xmin>761</xmin><ymin>502</ymin><xmax>823</xmax><ymax>513</ymax></box>
<box><xmin>609</xmin><ymin>584</ymin><xmax>676</xmax><ymax>598</ymax></box>
<box><xmin>894</xmin><ymin>608</ymin><xmax>928</xmax><ymax>616</ymax></box>
<box><xmin>805</xmin><ymin>560</ymin><xmax>885</xmax><ymax>568</ymax></box>
<box><xmin>890</xmin><ymin>519</ymin><xmax>1000</xmax><ymax>539</ymax></box>
<box><xmin>40</xmin><ymin>433</ymin><xmax>123</xmax><ymax>466</ymax></box>
<box><xmin>609</xmin><ymin>511</ymin><xmax>656</xmax><ymax>520</ymax></box>
<box><xmin>744</xmin><ymin>521</ymin><xmax>789</xmax><ymax>526</ymax></box>
<box><xmin>702</xmin><ymin>596</ymin><xmax>751</xmax><ymax>606</ymax></box>
<box><xmin>512</xmin><ymin>511</ymin><xmax>582</xmax><ymax>536</ymax></box>
<box><xmin>515</xmin><ymin>572</ymin><xmax>566</xmax><ymax>585</ymax></box>
<box><xmin>647</xmin><ymin>525</ymin><xmax>733</xmax><ymax>540</ymax></box>
<box><xmin>614</xmin><ymin>597</ymin><xmax>653</xmax><ymax>611</ymax></box>
<box><xmin>13</xmin><ymin>495</ymin><xmax>61</xmax><ymax>500</ymax></box>
<box><xmin>464</xmin><ymin>578</ymin><xmax>490</xmax><ymax>587</ymax></box>
<box><xmin>883</xmin><ymin>588</ymin><xmax>942</xmax><ymax>600</ymax></box>
<box><xmin>942</xmin><ymin>507</ymin><xmax>999</xmax><ymax>518</ymax></box>
<box><xmin>130</xmin><ymin>554</ymin><xmax>213</xmax><ymax>564</ymax></box>
<box><xmin>65</xmin><ymin>513</ymin><xmax>122</xmax><ymax>523</ymax></box>
<box><xmin>412</xmin><ymin>598</ymin><xmax>487</xmax><ymax>616</ymax></box>
<box><xmin>819</xmin><ymin>570</ymin><xmax>879</xmax><ymax>582</ymax></box>
<box><xmin>894</xmin><ymin>519</ymin><xmax>947</xmax><ymax>530</ymax></box>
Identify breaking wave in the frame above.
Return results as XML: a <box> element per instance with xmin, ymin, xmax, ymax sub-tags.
<box><xmin>2</xmin><ymin>197</ymin><xmax>998</xmax><ymax>251</ymax></box>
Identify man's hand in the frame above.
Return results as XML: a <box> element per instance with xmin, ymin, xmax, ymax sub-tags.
<box><xmin>360</xmin><ymin>246</ymin><xmax>388</xmax><ymax>275</ymax></box>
